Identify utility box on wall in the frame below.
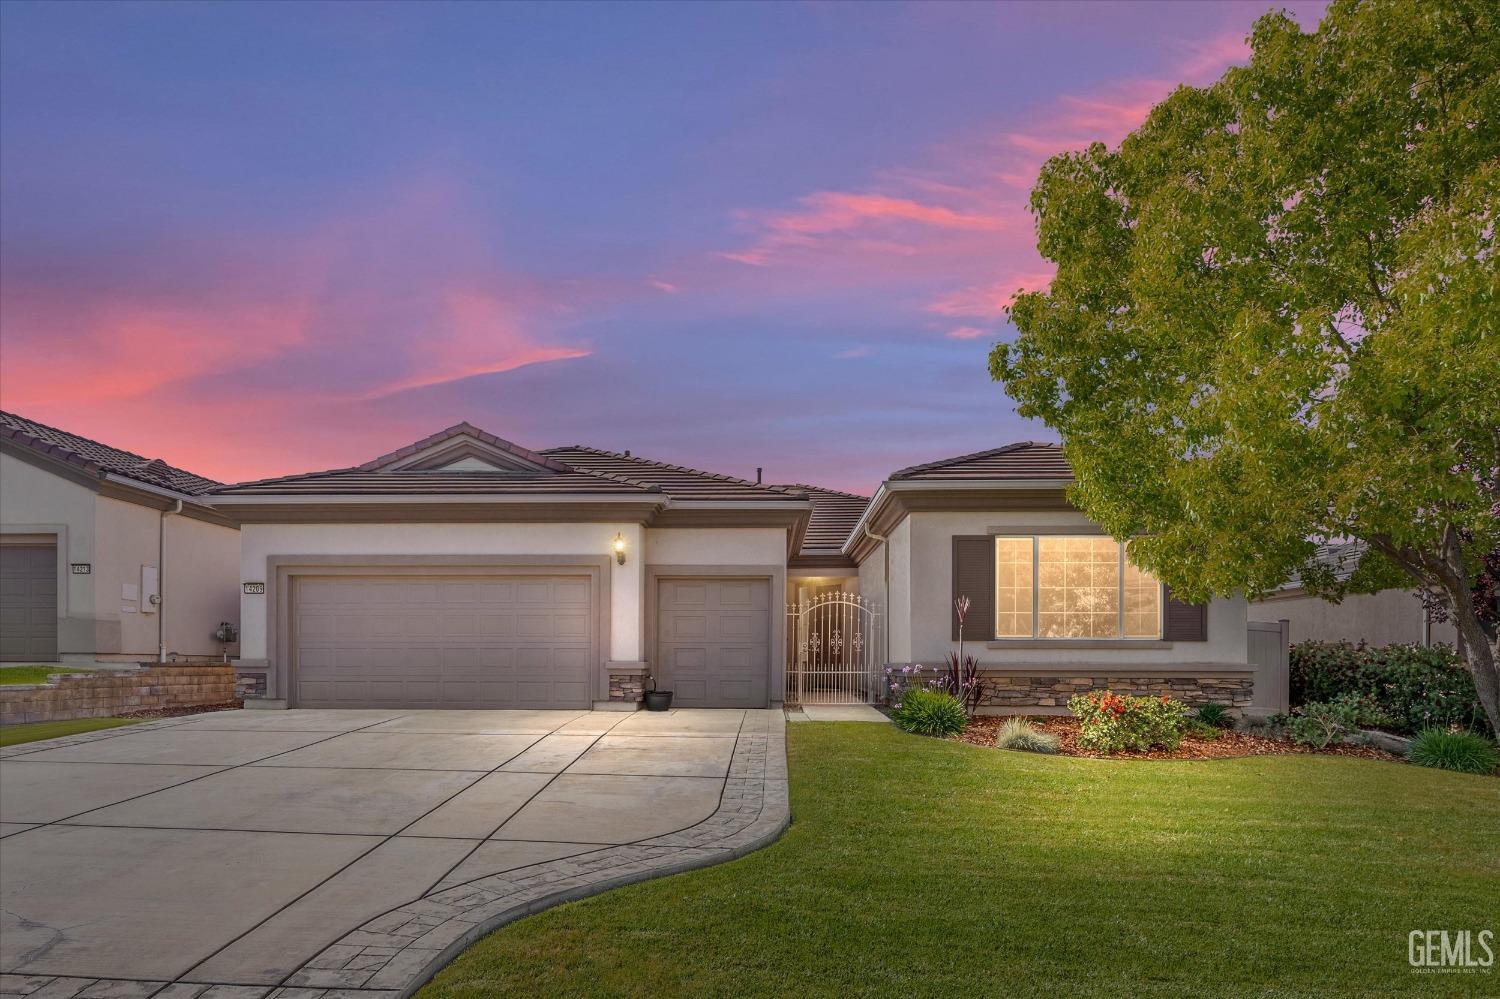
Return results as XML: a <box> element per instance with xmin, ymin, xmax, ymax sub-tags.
<box><xmin>140</xmin><ymin>564</ymin><xmax>159</xmax><ymax>615</ymax></box>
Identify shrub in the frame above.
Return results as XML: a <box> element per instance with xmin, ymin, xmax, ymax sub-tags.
<box><xmin>1407</xmin><ymin>728</ymin><xmax>1499</xmax><ymax>775</ymax></box>
<box><xmin>994</xmin><ymin>717</ymin><xmax>1060</xmax><ymax>754</ymax></box>
<box><xmin>1068</xmin><ymin>690</ymin><xmax>1189</xmax><ymax>753</ymax></box>
<box><xmin>891</xmin><ymin>689</ymin><xmax>967</xmax><ymax>737</ymax></box>
<box><xmin>1289</xmin><ymin>641</ymin><xmax>1485</xmax><ymax>735</ymax></box>
<box><xmin>1194</xmin><ymin>703</ymin><xmax>1233</xmax><ymax>729</ymax></box>
<box><xmin>1284</xmin><ymin>693</ymin><xmax>1392</xmax><ymax>748</ymax></box>
<box><xmin>1184</xmin><ymin>719</ymin><xmax>1221</xmax><ymax>741</ymax></box>
<box><xmin>884</xmin><ymin>663</ymin><xmax>943</xmax><ymax>707</ymax></box>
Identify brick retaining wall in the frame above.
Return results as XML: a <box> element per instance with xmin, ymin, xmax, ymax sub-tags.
<box><xmin>0</xmin><ymin>665</ymin><xmax>238</xmax><ymax>725</ymax></box>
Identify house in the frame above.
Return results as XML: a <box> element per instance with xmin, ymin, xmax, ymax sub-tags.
<box><xmin>2</xmin><ymin>413</ymin><xmax>1271</xmax><ymax>714</ymax></box>
<box><xmin>1250</xmin><ymin>540</ymin><xmax>1458</xmax><ymax>648</ymax></box>
<box><xmin>212</xmin><ymin>423</ymin><xmax>812</xmax><ymax>708</ymax></box>
<box><xmin>0</xmin><ymin>411</ymin><xmax>241</xmax><ymax>664</ymax></box>
<box><xmin>845</xmin><ymin>444</ymin><xmax>1261</xmax><ymax>713</ymax></box>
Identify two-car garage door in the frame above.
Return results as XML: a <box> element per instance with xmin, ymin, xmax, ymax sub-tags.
<box><xmin>290</xmin><ymin>571</ymin><xmax>774</xmax><ymax>710</ymax></box>
<box><xmin>293</xmin><ymin>575</ymin><xmax>594</xmax><ymax>709</ymax></box>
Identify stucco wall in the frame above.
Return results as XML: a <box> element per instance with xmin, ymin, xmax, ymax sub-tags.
<box><xmin>237</xmin><ymin>522</ymin><xmax>647</xmax><ymax>663</ymax></box>
<box><xmin>897</xmin><ymin>509</ymin><xmax>1248</xmax><ymax>667</ymax></box>
<box><xmin>0</xmin><ymin>451</ymin><xmax>99</xmax><ymax>655</ymax></box>
<box><xmin>1252</xmin><ymin>587</ymin><xmax>1457</xmax><ymax>648</ymax></box>
<box><xmin>643</xmin><ymin>527</ymin><xmax>786</xmax><ymax>566</ymax></box>
<box><xmin>887</xmin><ymin>518</ymin><xmax>913</xmax><ymax>662</ymax></box>
<box><xmin>162</xmin><ymin>513</ymin><xmax>242</xmax><ymax>656</ymax></box>
<box><xmin>93</xmin><ymin>495</ymin><xmax>166</xmax><ymax>656</ymax></box>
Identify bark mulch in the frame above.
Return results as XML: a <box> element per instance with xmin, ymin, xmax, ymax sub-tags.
<box><xmin>961</xmin><ymin>714</ymin><xmax>1404</xmax><ymax>763</ymax></box>
<box><xmin>115</xmin><ymin>700</ymin><xmax>244</xmax><ymax>720</ymax></box>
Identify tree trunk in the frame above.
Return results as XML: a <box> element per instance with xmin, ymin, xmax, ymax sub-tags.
<box><xmin>1451</xmin><ymin>594</ymin><xmax>1500</xmax><ymax>741</ymax></box>
<box><xmin>1369</xmin><ymin>529</ymin><xmax>1500</xmax><ymax>741</ymax></box>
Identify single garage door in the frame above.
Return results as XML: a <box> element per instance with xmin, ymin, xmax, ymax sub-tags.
<box><xmin>0</xmin><ymin>543</ymin><xmax>58</xmax><ymax>662</ymax></box>
<box><xmin>293</xmin><ymin>575</ymin><xmax>594</xmax><ymax>708</ymax></box>
<box><xmin>657</xmin><ymin>578</ymin><xmax>770</xmax><ymax>708</ymax></box>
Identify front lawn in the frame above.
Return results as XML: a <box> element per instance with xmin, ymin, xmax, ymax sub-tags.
<box><xmin>0</xmin><ymin>666</ymin><xmax>94</xmax><ymax>685</ymax></box>
<box><xmin>0</xmin><ymin>716</ymin><xmax>141</xmax><ymax>747</ymax></box>
<box><xmin>423</xmin><ymin>723</ymin><xmax>1499</xmax><ymax>998</ymax></box>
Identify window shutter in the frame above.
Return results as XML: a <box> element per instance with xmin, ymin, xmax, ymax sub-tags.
<box><xmin>1162</xmin><ymin>586</ymin><xmax>1208</xmax><ymax>641</ymax></box>
<box><xmin>952</xmin><ymin>536</ymin><xmax>995</xmax><ymax>642</ymax></box>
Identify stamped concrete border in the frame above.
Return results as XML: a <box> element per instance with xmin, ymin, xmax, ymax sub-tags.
<box><xmin>0</xmin><ymin>709</ymin><xmax>790</xmax><ymax>999</ymax></box>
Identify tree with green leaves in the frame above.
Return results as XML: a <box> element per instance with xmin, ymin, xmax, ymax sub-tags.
<box><xmin>991</xmin><ymin>0</ymin><xmax>1500</xmax><ymax>737</ymax></box>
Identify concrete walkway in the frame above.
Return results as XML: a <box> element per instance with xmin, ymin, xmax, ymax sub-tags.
<box><xmin>0</xmin><ymin>707</ymin><xmax>788</xmax><ymax>998</ymax></box>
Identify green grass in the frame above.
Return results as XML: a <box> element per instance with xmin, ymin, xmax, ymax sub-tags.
<box><xmin>422</xmin><ymin>723</ymin><xmax>1499</xmax><ymax>999</ymax></box>
<box><xmin>0</xmin><ymin>666</ymin><xmax>94</xmax><ymax>685</ymax></box>
<box><xmin>0</xmin><ymin>716</ymin><xmax>140</xmax><ymax>747</ymax></box>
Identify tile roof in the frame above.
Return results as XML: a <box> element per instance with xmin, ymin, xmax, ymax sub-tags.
<box><xmin>0</xmin><ymin>410</ymin><xmax>220</xmax><ymax>495</ymax></box>
<box><xmin>888</xmin><ymin>442</ymin><xmax>1072</xmax><ymax>481</ymax></box>
<box><xmin>772</xmin><ymin>484</ymin><xmax>870</xmax><ymax>555</ymax></box>
<box><xmin>213</xmin><ymin>469</ymin><xmax>657</xmax><ymax>496</ymax></box>
<box><xmin>541</xmin><ymin>446</ymin><xmax>809</xmax><ymax>502</ymax></box>
<box><xmin>214</xmin><ymin>428</ymin><xmax>812</xmax><ymax>501</ymax></box>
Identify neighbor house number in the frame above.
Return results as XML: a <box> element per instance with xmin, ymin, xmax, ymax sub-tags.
<box><xmin>242</xmin><ymin>582</ymin><xmax>266</xmax><ymax>594</ymax></box>
<box><xmin>70</xmin><ymin>563</ymin><xmax>92</xmax><ymax>574</ymax></box>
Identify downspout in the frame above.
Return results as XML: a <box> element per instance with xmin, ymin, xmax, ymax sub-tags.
<box><xmin>158</xmin><ymin>499</ymin><xmax>182</xmax><ymax>663</ymax></box>
<box><xmin>866</xmin><ymin>527</ymin><xmax>891</xmax><ymax>665</ymax></box>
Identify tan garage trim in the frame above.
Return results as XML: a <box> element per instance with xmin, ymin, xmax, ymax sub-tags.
<box><xmin>645</xmin><ymin>564</ymin><xmax>786</xmax><ymax>708</ymax></box>
<box><xmin>266</xmin><ymin>555</ymin><xmax>612</xmax><ymax>706</ymax></box>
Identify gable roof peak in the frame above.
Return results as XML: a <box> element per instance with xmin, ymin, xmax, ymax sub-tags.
<box><xmin>355</xmin><ymin>423</ymin><xmax>575</xmax><ymax>474</ymax></box>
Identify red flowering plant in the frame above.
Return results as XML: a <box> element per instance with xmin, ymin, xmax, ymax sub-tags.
<box><xmin>941</xmin><ymin>596</ymin><xmax>987</xmax><ymax>716</ymax></box>
<box><xmin>1068</xmin><ymin>690</ymin><xmax>1190</xmax><ymax>753</ymax></box>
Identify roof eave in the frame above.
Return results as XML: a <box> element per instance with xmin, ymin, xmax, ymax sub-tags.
<box><xmin>841</xmin><ymin>477</ymin><xmax>1075</xmax><ymax>556</ymax></box>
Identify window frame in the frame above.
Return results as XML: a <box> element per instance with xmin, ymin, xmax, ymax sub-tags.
<box><xmin>991</xmin><ymin>534</ymin><xmax>1163</xmax><ymax>641</ymax></box>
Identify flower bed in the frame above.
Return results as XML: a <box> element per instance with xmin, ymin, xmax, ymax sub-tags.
<box><xmin>959</xmin><ymin>715</ymin><xmax>1403</xmax><ymax>763</ymax></box>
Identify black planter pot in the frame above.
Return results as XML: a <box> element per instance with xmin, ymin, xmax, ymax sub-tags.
<box><xmin>643</xmin><ymin>690</ymin><xmax>673</xmax><ymax>712</ymax></box>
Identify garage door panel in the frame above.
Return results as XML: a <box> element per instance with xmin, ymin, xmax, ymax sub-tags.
<box><xmin>657</xmin><ymin>578</ymin><xmax>770</xmax><ymax>708</ymax></box>
<box><xmin>294</xmin><ymin>574</ymin><xmax>594</xmax><ymax>709</ymax></box>
<box><xmin>1</xmin><ymin>544</ymin><xmax>58</xmax><ymax>662</ymax></box>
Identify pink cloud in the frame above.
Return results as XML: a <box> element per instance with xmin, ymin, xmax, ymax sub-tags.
<box><xmin>722</xmin><ymin>191</ymin><xmax>1009</xmax><ymax>267</ymax></box>
<box><xmin>1176</xmin><ymin>30</ymin><xmax>1252</xmax><ymax>81</ymax></box>
<box><xmin>355</xmin><ymin>290</ymin><xmax>590</xmax><ymax>400</ymax></box>
<box><xmin>835</xmin><ymin>345</ymin><xmax>872</xmax><ymax>359</ymax></box>
<box><xmin>928</xmin><ymin>269</ymin><xmax>1057</xmax><ymax>320</ymax></box>
<box><xmin>944</xmin><ymin>326</ymin><xmax>986</xmax><ymax>341</ymax></box>
<box><xmin>715</xmin><ymin>29</ymin><xmax>1254</xmax><ymax>332</ymax></box>
<box><xmin>0</xmin><ymin>178</ymin><xmax>599</xmax><ymax>480</ymax></box>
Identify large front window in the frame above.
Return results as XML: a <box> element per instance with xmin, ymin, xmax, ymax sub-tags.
<box><xmin>993</xmin><ymin>536</ymin><xmax>1161</xmax><ymax>639</ymax></box>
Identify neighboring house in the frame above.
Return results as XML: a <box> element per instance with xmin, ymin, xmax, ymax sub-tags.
<box><xmin>0</xmin><ymin>411</ymin><xmax>240</xmax><ymax>663</ymax></box>
<box><xmin>212</xmin><ymin>424</ymin><xmax>811</xmax><ymax>709</ymax></box>
<box><xmin>845</xmin><ymin>444</ymin><xmax>1260</xmax><ymax>713</ymax></box>
<box><xmin>1250</xmin><ymin>541</ymin><xmax>1458</xmax><ymax>648</ymax></box>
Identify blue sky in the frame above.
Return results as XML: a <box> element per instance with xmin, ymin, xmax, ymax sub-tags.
<box><xmin>0</xmin><ymin>0</ymin><xmax>1325</xmax><ymax>492</ymax></box>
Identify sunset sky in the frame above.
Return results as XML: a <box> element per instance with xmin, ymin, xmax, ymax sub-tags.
<box><xmin>0</xmin><ymin>0</ymin><xmax>1325</xmax><ymax>494</ymax></box>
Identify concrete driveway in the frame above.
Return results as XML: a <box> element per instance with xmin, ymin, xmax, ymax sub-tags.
<box><xmin>0</xmin><ymin>707</ymin><xmax>778</xmax><ymax>993</ymax></box>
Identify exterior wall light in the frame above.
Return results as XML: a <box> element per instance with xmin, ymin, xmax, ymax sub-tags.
<box><xmin>613</xmin><ymin>532</ymin><xmax>628</xmax><ymax>565</ymax></box>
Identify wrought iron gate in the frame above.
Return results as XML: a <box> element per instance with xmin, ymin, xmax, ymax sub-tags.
<box><xmin>785</xmin><ymin>592</ymin><xmax>883</xmax><ymax>704</ymax></box>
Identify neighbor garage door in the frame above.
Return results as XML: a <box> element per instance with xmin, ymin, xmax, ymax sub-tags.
<box><xmin>293</xmin><ymin>575</ymin><xmax>594</xmax><ymax>708</ymax></box>
<box><xmin>656</xmin><ymin>578</ymin><xmax>770</xmax><ymax>708</ymax></box>
<box><xmin>0</xmin><ymin>543</ymin><xmax>58</xmax><ymax>662</ymax></box>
